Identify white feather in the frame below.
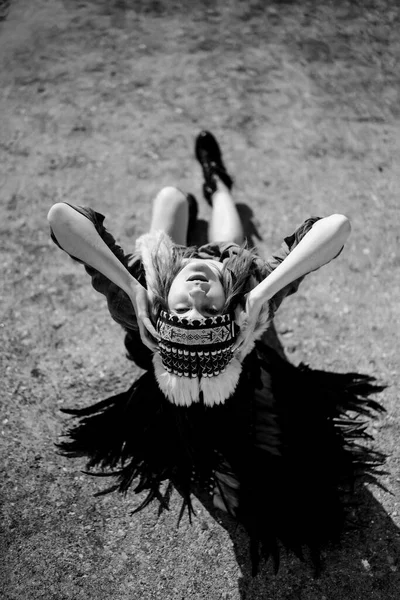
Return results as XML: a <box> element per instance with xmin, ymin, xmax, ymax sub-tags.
<box><xmin>136</xmin><ymin>230</ymin><xmax>174</xmax><ymax>301</ymax></box>
<box><xmin>236</xmin><ymin>302</ymin><xmax>273</xmax><ymax>361</ymax></box>
<box><xmin>153</xmin><ymin>353</ymin><xmax>200</xmax><ymax>406</ymax></box>
<box><xmin>200</xmin><ymin>358</ymin><xmax>242</xmax><ymax>406</ymax></box>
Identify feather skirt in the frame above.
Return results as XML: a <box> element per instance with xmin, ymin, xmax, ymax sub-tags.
<box><xmin>58</xmin><ymin>343</ymin><xmax>384</xmax><ymax>573</ymax></box>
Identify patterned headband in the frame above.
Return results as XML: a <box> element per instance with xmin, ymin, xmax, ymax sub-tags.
<box><xmin>152</xmin><ymin>310</ymin><xmax>242</xmax><ymax>407</ymax></box>
<box><xmin>156</xmin><ymin>310</ymin><xmax>237</xmax><ymax>378</ymax></box>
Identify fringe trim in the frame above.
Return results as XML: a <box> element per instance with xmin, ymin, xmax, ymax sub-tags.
<box><xmin>153</xmin><ymin>353</ymin><xmax>242</xmax><ymax>407</ymax></box>
<box><xmin>153</xmin><ymin>353</ymin><xmax>200</xmax><ymax>406</ymax></box>
<box><xmin>200</xmin><ymin>357</ymin><xmax>242</xmax><ymax>406</ymax></box>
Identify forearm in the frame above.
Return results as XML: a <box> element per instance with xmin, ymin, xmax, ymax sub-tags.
<box><xmin>48</xmin><ymin>203</ymin><xmax>139</xmax><ymax>296</ymax></box>
<box><xmin>249</xmin><ymin>214</ymin><xmax>351</xmax><ymax>307</ymax></box>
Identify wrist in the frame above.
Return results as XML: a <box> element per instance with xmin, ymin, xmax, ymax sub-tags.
<box><xmin>247</xmin><ymin>288</ymin><xmax>267</xmax><ymax>312</ymax></box>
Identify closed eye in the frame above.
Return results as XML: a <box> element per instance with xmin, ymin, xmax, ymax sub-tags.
<box><xmin>206</xmin><ymin>308</ymin><xmax>220</xmax><ymax>315</ymax></box>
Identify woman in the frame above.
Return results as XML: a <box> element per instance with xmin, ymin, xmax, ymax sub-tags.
<box><xmin>48</xmin><ymin>131</ymin><xmax>382</xmax><ymax>573</ymax></box>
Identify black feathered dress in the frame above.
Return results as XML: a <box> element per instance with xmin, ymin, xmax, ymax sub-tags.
<box><xmin>51</xmin><ymin>204</ymin><xmax>384</xmax><ymax>574</ymax></box>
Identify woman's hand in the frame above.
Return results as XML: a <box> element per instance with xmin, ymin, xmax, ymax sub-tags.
<box><xmin>232</xmin><ymin>293</ymin><xmax>263</xmax><ymax>352</ymax></box>
<box><xmin>129</xmin><ymin>283</ymin><xmax>160</xmax><ymax>352</ymax></box>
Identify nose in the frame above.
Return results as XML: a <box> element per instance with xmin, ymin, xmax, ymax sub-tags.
<box><xmin>188</xmin><ymin>290</ymin><xmax>209</xmax><ymax>318</ymax></box>
<box><xmin>189</xmin><ymin>285</ymin><xmax>209</xmax><ymax>298</ymax></box>
<box><xmin>188</xmin><ymin>307</ymin><xmax>206</xmax><ymax>320</ymax></box>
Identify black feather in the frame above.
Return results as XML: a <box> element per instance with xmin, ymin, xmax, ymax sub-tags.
<box><xmin>57</xmin><ymin>344</ymin><xmax>385</xmax><ymax>575</ymax></box>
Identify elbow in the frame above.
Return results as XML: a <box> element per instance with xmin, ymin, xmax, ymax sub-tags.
<box><xmin>328</xmin><ymin>213</ymin><xmax>351</xmax><ymax>244</ymax></box>
<box><xmin>47</xmin><ymin>202</ymin><xmax>70</xmax><ymax>227</ymax></box>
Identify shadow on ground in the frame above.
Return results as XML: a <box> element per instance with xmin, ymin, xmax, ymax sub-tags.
<box><xmin>203</xmin><ymin>485</ymin><xmax>400</xmax><ymax>599</ymax></box>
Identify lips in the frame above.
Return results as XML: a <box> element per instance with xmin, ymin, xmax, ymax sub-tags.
<box><xmin>187</xmin><ymin>273</ymin><xmax>208</xmax><ymax>282</ymax></box>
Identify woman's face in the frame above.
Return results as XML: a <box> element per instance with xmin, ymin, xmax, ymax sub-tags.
<box><xmin>167</xmin><ymin>259</ymin><xmax>225</xmax><ymax>319</ymax></box>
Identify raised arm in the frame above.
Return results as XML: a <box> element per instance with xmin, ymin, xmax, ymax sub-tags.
<box><xmin>48</xmin><ymin>203</ymin><xmax>138</xmax><ymax>295</ymax></box>
<box><xmin>247</xmin><ymin>214</ymin><xmax>351</xmax><ymax>312</ymax></box>
<box><xmin>47</xmin><ymin>203</ymin><xmax>159</xmax><ymax>349</ymax></box>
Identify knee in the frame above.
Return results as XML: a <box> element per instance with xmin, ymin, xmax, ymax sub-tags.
<box><xmin>153</xmin><ymin>186</ymin><xmax>186</xmax><ymax>208</ymax></box>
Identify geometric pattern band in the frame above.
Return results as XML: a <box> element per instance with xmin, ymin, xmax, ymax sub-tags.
<box><xmin>156</xmin><ymin>310</ymin><xmax>236</xmax><ymax>348</ymax></box>
<box><xmin>157</xmin><ymin>320</ymin><xmax>235</xmax><ymax>346</ymax></box>
<box><xmin>156</xmin><ymin>310</ymin><xmax>237</xmax><ymax>377</ymax></box>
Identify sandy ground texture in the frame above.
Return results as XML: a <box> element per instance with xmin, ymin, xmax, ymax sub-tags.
<box><xmin>1</xmin><ymin>0</ymin><xmax>400</xmax><ymax>598</ymax></box>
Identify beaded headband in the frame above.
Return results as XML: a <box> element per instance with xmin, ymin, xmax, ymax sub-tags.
<box><xmin>153</xmin><ymin>310</ymin><xmax>242</xmax><ymax>407</ymax></box>
<box><xmin>156</xmin><ymin>310</ymin><xmax>237</xmax><ymax>378</ymax></box>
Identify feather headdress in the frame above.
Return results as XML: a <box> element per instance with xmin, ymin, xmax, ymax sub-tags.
<box><xmin>136</xmin><ymin>231</ymin><xmax>273</xmax><ymax>406</ymax></box>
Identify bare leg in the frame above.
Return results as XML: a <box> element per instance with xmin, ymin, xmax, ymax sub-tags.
<box><xmin>150</xmin><ymin>186</ymin><xmax>189</xmax><ymax>245</ymax></box>
<box><xmin>208</xmin><ymin>178</ymin><xmax>244</xmax><ymax>244</ymax></box>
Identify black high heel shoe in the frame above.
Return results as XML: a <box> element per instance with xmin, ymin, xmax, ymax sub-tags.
<box><xmin>195</xmin><ymin>131</ymin><xmax>233</xmax><ymax>204</ymax></box>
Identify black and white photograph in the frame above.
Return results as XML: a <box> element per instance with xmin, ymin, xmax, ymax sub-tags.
<box><xmin>1</xmin><ymin>1</ymin><xmax>399</xmax><ymax>599</ymax></box>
